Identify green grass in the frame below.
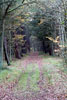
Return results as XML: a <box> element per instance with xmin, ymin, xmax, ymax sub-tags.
<box><xmin>17</xmin><ymin>63</ymin><xmax>40</xmax><ymax>91</ymax></box>
<box><xmin>1</xmin><ymin>61</ymin><xmax>40</xmax><ymax>91</ymax></box>
<box><xmin>0</xmin><ymin>66</ymin><xmax>22</xmax><ymax>87</ymax></box>
<box><xmin>44</xmin><ymin>70</ymin><xmax>52</xmax><ymax>85</ymax></box>
<box><xmin>0</xmin><ymin>55</ymin><xmax>67</xmax><ymax>92</ymax></box>
<box><xmin>42</xmin><ymin>56</ymin><xmax>67</xmax><ymax>86</ymax></box>
<box><xmin>18</xmin><ymin>72</ymin><xmax>28</xmax><ymax>90</ymax></box>
<box><xmin>43</xmin><ymin>56</ymin><xmax>67</xmax><ymax>73</ymax></box>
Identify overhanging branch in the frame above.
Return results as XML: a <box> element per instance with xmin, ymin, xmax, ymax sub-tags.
<box><xmin>3</xmin><ymin>0</ymin><xmax>14</xmax><ymax>19</ymax></box>
<box><xmin>8</xmin><ymin>1</ymin><xmax>36</xmax><ymax>13</ymax></box>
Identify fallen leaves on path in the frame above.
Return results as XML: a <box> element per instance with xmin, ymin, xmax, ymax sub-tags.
<box><xmin>0</xmin><ymin>53</ymin><xmax>67</xmax><ymax>100</ymax></box>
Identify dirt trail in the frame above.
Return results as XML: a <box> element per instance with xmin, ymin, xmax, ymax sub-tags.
<box><xmin>0</xmin><ymin>53</ymin><xmax>67</xmax><ymax>100</ymax></box>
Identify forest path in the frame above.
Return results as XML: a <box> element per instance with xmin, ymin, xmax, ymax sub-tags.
<box><xmin>0</xmin><ymin>53</ymin><xmax>67</xmax><ymax>100</ymax></box>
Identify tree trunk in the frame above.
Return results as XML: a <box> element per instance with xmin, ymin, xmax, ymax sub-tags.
<box><xmin>4</xmin><ymin>37</ymin><xmax>10</xmax><ymax>66</ymax></box>
<box><xmin>0</xmin><ymin>19</ymin><xmax>4</xmax><ymax>68</ymax></box>
<box><xmin>0</xmin><ymin>34</ymin><xmax>3</xmax><ymax>68</ymax></box>
<box><xmin>9</xmin><ymin>28</ymin><xmax>12</xmax><ymax>61</ymax></box>
<box><xmin>15</xmin><ymin>43</ymin><xmax>21</xmax><ymax>59</ymax></box>
<box><xmin>0</xmin><ymin>0</ymin><xmax>5</xmax><ymax>68</ymax></box>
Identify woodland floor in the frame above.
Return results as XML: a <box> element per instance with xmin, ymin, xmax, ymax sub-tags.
<box><xmin>0</xmin><ymin>53</ymin><xmax>67</xmax><ymax>100</ymax></box>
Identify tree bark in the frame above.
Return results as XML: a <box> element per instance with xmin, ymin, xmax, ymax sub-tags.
<box><xmin>15</xmin><ymin>43</ymin><xmax>21</xmax><ymax>59</ymax></box>
<box><xmin>0</xmin><ymin>17</ymin><xmax>4</xmax><ymax>68</ymax></box>
<box><xmin>4</xmin><ymin>37</ymin><xmax>10</xmax><ymax>66</ymax></box>
<box><xmin>0</xmin><ymin>34</ymin><xmax>3</xmax><ymax>68</ymax></box>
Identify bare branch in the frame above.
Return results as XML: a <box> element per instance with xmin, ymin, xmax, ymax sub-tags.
<box><xmin>3</xmin><ymin>0</ymin><xmax>14</xmax><ymax>19</ymax></box>
<box><xmin>8</xmin><ymin>1</ymin><xmax>36</xmax><ymax>13</ymax></box>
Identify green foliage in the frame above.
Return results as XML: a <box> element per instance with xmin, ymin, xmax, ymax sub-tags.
<box><xmin>29</xmin><ymin>9</ymin><xmax>56</xmax><ymax>41</ymax></box>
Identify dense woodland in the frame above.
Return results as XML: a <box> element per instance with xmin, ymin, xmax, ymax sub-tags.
<box><xmin>0</xmin><ymin>0</ymin><xmax>67</xmax><ymax>99</ymax></box>
<box><xmin>0</xmin><ymin>0</ymin><xmax>67</xmax><ymax>68</ymax></box>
